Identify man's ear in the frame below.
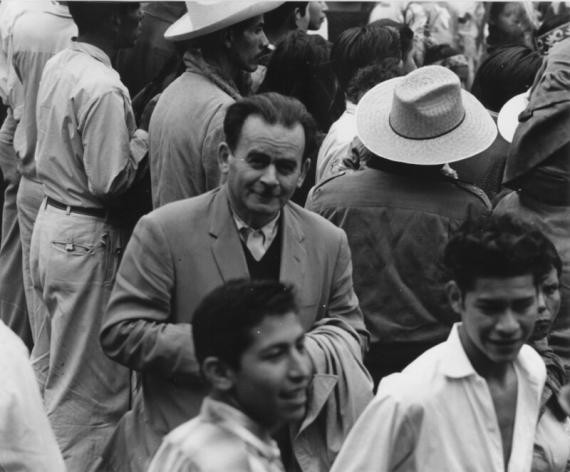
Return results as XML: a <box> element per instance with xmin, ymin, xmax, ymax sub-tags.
<box><xmin>202</xmin><ymin>357</ymin><xmax>236</xmax><ymax>392</ymax></box>
<box><xmin>296</xmin><ymin>158</ymin><xmax>311</xmax><ymax>188</ymax></box>
<box><xmin>223</xmin><ymin>27</ymin><xmax>235</xmax><ymax>50</ymax></box>
<box><xmin>446</xmin><ymin>280</ymin><xmax>464</xmax><ymax>316</ymax></box>
<box><xmin>108</xmin><ymin>8</ymin><xmax>122</xmax><ymax>36</ymax></box>
<box><xmin>218</xmin><ymin>142</ymin><xmax>232</xmax><ymax>175</ymax></box>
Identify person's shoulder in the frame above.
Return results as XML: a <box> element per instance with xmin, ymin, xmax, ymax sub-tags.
<box><xmin>140</xmin><ymin>188</ymin><xmax>219</xmax><ymax>228</ymax></box>
<box><xmin>380</xmin><ymin>342</ymin><xmax>450</xmax><ymax>402</ymax></box>
<box><xmin>517</xmin><ymin>344</ymin><xmax>547</xmax><ymax>383</ymax></box>
<box><xmin>288</xmin><ymin>200</ymin><xmax>345</xmax><ymax>238</ymax></box>
<box><xmin>162</xmin><ymin>417</ymin><xmax>250</xmax><ymax>471</ymax></box>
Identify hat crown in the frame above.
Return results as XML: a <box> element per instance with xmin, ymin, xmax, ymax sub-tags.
<box><xmin>389</xmin><ymin>66</ymin><xmax>465</xmax><ymax>140</ymax></box>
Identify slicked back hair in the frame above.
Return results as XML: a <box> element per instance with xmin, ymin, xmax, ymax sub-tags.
<box><xmin>223</xmin><ymin>92</ymin><xmax>317</xmax><ymax>162</ymax></box>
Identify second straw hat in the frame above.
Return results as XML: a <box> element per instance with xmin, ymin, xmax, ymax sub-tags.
<box><xmin>356</xmin><ymin>65</ymin><xmax>497</xmax><ymax>165</ymax></box>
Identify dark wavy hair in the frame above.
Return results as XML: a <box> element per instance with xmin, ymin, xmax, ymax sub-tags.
<box><xmin>261</xmin><ymin>30</ymin><xmax>338</xmax><ymax>131</ymax></box>
<box><xmin>224</xmin><ymin>91</ymin><xmax>317</xmax><ymax>162</ymax></box>
<box><xmin>332</xmin><ymin>21</ymin><xmax>403</xmax><ymax>92</ymax></box>
<box><xmin>444</xmin><ymin>213</ymin><xmax>555</xmax><ymax>292</ymax></box>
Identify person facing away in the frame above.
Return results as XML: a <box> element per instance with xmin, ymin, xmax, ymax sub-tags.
<box><xmin>148</xmin><ymin>279</ymin><xmax>311</xmax><ymax>472</ymax></box>
<box><xmin>30</xmin><ymin>2</ymin><xmax>147</xmax><ymax>470</ymax></box>
<box><xmin>330</xmin><ymin>213</ymin><xmax>549</xmax><ymax>472</ymax></box>
<box><xmin>307</xmin><ymin>65</ymin><xmax>495</xmax><ymax>385</ymax></box>
<box><xmin>98</xmin><ymin>92</ymin><xmax>367</xmax><ymax>471</ymax></box>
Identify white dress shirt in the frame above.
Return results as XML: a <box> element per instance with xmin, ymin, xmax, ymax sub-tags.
<box><xmin>331</xmin><ymin>323</ymin><xmax>546</xmax><ymax>472</ymax></box>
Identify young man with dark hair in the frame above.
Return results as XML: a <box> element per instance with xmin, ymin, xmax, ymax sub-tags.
<box><xmin>30</xmin><ymin>2</ymin><xmax>146</xmax><ymax>470</ymax></box>
<box><xmin>148</xmin><ymin>279</ymin><xmax>310</xmax><ymax>472</ymax></box>
<box><xmin>331</xmin><ymin>213</ymin><xmax>548</xmax><ymax>471</ymax></box>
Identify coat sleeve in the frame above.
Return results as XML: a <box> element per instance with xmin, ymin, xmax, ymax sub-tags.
<box><xmin>327</xmin><ymin>228</ymin><xmax>369</xmax><ymax>350</ymax></box>
<box><xmin>329</xmin><ymin>384</ymin><xmax>420</xmax><ymax>472</ymax></box>
<box><xmin>100</xmin><ymin>214</ymin><xmax>201</xmax><ymax>381</ymax></box>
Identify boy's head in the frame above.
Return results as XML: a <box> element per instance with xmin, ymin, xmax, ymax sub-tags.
<box><xmin>444</xmin><ymin>214</ymin><xmax>552</xmax><ymax>366</ymax></box>
<box><xmin>192</xmin><ymin>279</ymin><xmax>311</xmax><ymax>431</ymax></box>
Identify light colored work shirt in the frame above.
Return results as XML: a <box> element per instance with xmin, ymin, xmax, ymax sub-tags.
<box><xmin>315</xmin><ymin>101</ymin><xmax>356</xmax><ymax>184</ymax></box>
<box><xmin>148</xmin><ymin>397</ymin><xmax>284</xmax><ymax>472</ymax></box>
<box><xmin>0</xmin><ymin>320</ymin><xmax>64</xmax><ymax>471</ymax></box>
<box><xmin>11</xmin><ymin>2</ymin><xmax>76</xmax><ymax>179</ymax></box>
<box><xmin>35</xmin><ymin>41</ymin><xmax>148</xmax><ymax>209</ymax></box>
<box><xmin>331</xmin><ymin>323</ymin><xmax>546</xmax><ymax>472</ymax></box>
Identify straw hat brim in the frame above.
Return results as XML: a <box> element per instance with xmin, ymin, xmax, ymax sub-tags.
<box><xmin>356</xmin><ymin>77</ymin><xmax>498</xmax><ymax>165</ymax></box>
<box><xmin>165</xmin><ymin>1</ymin><xmax>283</xmax><ymax>42</ymax></box>
<box><xmin>497</xmin><ymin>91</ymin><xmax>530</xmax><ymax>143</ymax></box>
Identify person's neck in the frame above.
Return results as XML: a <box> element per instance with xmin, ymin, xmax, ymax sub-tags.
<box><xmin>211</xmin><ymin>391</ymin><xmax>276</xmax><ymax>437</ymax></box>
<box><xmin>458</xmin><ymin>326</ymin><xmax>513</xmax><ymax>381</ymax></box>
<box><xmin>76</xmin><ymin>34</ymin><xmax>116</xmax><ymax>62</ymax></box>
<box><xmin>203</xmin><ymin>50</ymin><xmax>241</xmax><ymax>89</ymax></box>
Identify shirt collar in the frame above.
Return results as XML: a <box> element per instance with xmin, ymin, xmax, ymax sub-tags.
<box><xmin>442</xmin><ymin>323</ymin><xmax>481</xmax><ymax>379</ymax></box>
<box><xmin>201</xmin><ymin>397</ymin><xmax>281</xmax><ymax>463</ymax></box>
<box><xmin>70</xmin><ymin>41</ymin><xmax>112</xmax><ymax>68</ymax></box>
<box><xmin>232</xmin><ymin>209</ymin><xmax>280</xmax><ymax>242</ymax></box>
<box><xmin>443</xmin><ymin>323</ymin><xmax>543</xmax><ymax>387</ymax></box>
<box><xmin>345</xmin><ymin>101</ymin><xmax>357</xmax><ymax>114</ymax></box>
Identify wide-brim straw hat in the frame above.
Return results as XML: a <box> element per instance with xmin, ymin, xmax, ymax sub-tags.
<box><xmin>356</xmin><ymin>65</ymin><xmax>497</xmax><ymax>165</ymax></box>
<box><xmin>497</xmin><ymin>91</ymin><xmax>530</xmax><ymax>143</ymax></box>
<box><xmin>165</xmin><ymin>0</ymin><xmax>283</xmax><ymax>42</ymax></box>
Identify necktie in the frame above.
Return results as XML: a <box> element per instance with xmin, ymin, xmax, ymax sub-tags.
<box><xmin>241</xmin><ymin>227</ymin><xmax>266</xmax><ymax>261</ymax></box>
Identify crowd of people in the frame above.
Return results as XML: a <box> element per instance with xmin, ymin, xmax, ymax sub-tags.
<box><xmin>0</xmin><ymin>1</ymin><xmax>570</xmax><ymax>471</ymax></box>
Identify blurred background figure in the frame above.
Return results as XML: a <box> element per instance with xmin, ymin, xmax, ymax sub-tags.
<box><xmin>261</xmin><ymin>30</ymin><xmax>340</xmax><ymax>204</ymax></box>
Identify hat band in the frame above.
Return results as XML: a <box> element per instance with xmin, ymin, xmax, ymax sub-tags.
<box><xmin>388</xmin><ymin>111</ymin><xmax>466</xmax><ymax>140</ymax></box>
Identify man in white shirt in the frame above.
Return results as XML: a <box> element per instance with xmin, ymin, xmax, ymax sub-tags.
<box><xmin>331</xmin><ymin>213</ymin><xmax>549</xmax><ymax>472</ymax></box>
<box><xmin>148</xmin><ymin>279</ymin><xmax>310</xmax><ymax>472</ymax></box>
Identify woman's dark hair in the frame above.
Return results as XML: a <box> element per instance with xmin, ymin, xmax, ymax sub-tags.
<box><xmin>332</xmin><ymin>21</ymin><xmax>403</xmax><ymax>92</ymax></box>
<box><xmin>261</xmin><ymin>30</ymin><xmax>338</xmax><ymax>131</ymax></box>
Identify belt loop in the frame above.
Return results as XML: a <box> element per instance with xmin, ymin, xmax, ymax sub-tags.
<box><xmin>66</xmin><ymin>205</ymin><xmax>71</xmax><ymax>216</ymax></box>
<box><xmin>43</xmin><ymin>197</ymin><xmax>48</xmax><ymax>210</ymax></box>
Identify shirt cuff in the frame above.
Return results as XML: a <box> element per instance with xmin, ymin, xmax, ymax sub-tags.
<box><xmin>130</xmin><ymin>128</ymin><xmax>149</xmax><ymax>164</ymax></box>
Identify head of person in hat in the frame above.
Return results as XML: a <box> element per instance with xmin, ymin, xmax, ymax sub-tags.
<box><xmin>165</xmin><ymin>0</ymin><xmax>283</xmax><ymax>78</ymax></box>
<box><xmin>355</xmin><ymin>65</ymin><xmax>497</xmax><ymax>168</ymax></box>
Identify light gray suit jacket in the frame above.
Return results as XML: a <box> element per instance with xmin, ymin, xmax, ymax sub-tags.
<box><xmin>99</xmin><ymin>185</ymin><xmax>366</xmax><ymax>471</ymax></box>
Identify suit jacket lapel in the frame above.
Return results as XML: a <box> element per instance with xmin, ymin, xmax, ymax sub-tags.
<box><xmin>209</xmin><ymin>186</ymin><xmax>249</xmax><ymax>282</ymax></box>
<box><xmin>280</xmin><ymin>204</ymin><xmax>306</xmax><ymax>286</ymax></box>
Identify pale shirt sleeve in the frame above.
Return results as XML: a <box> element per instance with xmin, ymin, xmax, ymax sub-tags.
<box><xmin>148</xmin><ymin>440</ymin><xmax>202</xmax><ymax>472</ymax></box>
<box><xmin>79</xmin><ymin>89</ymin><xmax>148</xmax><ymax>200</ymax></box>
<box><xmin>0</xmin><ymin>324</ymin><xmax>65</xmax><ymax>472</ymax></box>
<box><xmin>330</xmin><ymin>385</ymin><xmax>420</xmax><ymax>472</ymax></box>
